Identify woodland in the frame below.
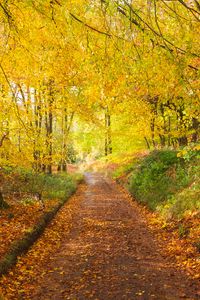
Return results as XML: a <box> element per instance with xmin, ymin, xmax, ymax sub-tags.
<box><xmin>0</xmin><ymin>0</ymin><xmax>200</xmax><ymax>299</ymax></box>
<box><xmin>0</xmin><ymin>0</ymin><xmax>199</xmax><ymax>170</ymax></box>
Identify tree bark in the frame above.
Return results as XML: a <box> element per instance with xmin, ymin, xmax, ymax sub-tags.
<box><xmin>105</xmin><ymin>107</ymin><xmax>112</xmax><ymax>156</ymax></box>
<box><xmin>144</xmin><ymin>137</ymin><xmax>151</xmax><ymax>149</ymax></box>
<box><xmin>191</xmin><ymin>117</ymin><xmax>199</xmax><ymax>143</ymax></box>
<box><xmin>45</xmin><ymin>80</ymin><xmax>54</xmax><ymax>175</ymax></box>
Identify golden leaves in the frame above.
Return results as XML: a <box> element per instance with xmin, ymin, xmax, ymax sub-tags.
<box><xmin>0</xmin><ymin>187</ymin><xmax>82</xmax><ymax>299</ymax></box>
<box><xmin>145</xmin><ymin>212</ymin><xmax>200</xmax><ymax>280</ymax></box>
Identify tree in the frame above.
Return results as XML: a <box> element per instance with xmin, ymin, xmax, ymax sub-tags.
<box><xmin>0</xmin><ymin>0</ymin><xmax>199</xmax><ymax>174</ymax></box>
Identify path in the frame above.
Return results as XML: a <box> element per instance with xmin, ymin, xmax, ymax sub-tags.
<box><xmin>27</xmin><ymin>173</ymin><xmax>199</xmax><ymax>300</ymax></box>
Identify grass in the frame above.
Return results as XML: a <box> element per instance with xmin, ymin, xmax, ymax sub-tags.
<box><xmin>159</xmin><ymin>181</ymin><xmax>200</xmax><ymax>219</ymax></box>
<box><xmin>1</xmin><ymin>168</ymin><xmax>83</xmax><ymax>205</ymax></box>
<box><xmin>112</xmin><ymin>161</ymin><xmax>137</xmax><ymax>180</ymax></box>
<box><xmin>129</xmin><ymin>150</ymin><xmax>187</xmax><ymax>210</ymax></box>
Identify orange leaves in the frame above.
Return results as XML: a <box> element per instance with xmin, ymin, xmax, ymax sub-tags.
<box><xmin>0</xmin><ymin>197</ymin><xmax>60</xmax><ymax>260</ymax></box>
<box><xmin>0</xmin><ymin>186</ymin><xmax>83</xmax><ymax>299</ymax></box>
<box><xmin>144</xmin><ymin>212</ymin><xmax>200</xmax><ymax>280</ymax></box>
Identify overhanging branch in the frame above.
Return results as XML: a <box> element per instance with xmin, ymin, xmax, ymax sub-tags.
<box><xmin>70</xmin><ymin>13</ymin><xmax>112</xmax><ymax>37</ymax></box>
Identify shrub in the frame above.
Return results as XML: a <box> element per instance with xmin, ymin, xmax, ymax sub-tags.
<box><xmin>129</xmin><ymin>150</ymin><xmax>191</xmax><ymax>210</ymax></box>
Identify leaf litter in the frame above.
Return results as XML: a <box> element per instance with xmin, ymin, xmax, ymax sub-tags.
<box><xmin>0</xmin><ymin>176</ymin><xmax>199</xmax><ymax>299</ymax></box>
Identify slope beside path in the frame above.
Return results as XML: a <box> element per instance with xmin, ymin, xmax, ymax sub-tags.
<box><xmin>0</xmin><ymin>173</ymin><xmax>199</xmax><ymax>299</ymax></box>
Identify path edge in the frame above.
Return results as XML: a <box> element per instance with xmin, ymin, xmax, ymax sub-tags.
<box><xmin>0</xmin><ymin>187</ymin><xmax>78</xmax><ymax>277</ymax></box>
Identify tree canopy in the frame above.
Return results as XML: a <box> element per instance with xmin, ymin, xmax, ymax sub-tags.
<box><xmin>0</xmin><ymin>0</ymin><xmax>199</xmax><ymax>170</ymax></box>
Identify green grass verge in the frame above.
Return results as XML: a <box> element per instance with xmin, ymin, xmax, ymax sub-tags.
<box><xmin>123</xmin><ymin>149</ymin><xmax>199</xmax><ymax>219</ymax></box>
<box><xmin>1</xmin><ymin>168</ymin><xmax>83</xmax><ymax>205</ymax></box>
<box><xmin>112</xmin><ymin>161</ymin><xmax>137</xmax><ymax>180</ymax></box>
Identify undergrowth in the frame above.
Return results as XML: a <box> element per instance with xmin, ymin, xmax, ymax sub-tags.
<box><xmin>112</xmin><ymin>160</ymin><xmax>138</xmax><ymax>180</ymax></box>
<box><xmin>120</xmin><ymin>149</ymin><xmax>199</xmax><ymax>219</ymax></box>
<box><xmin>1</xmin><ymin>168</ymin><xmax>82</xmax><ymax>205</ymax></box>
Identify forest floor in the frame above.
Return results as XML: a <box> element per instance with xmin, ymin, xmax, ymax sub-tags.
<box><xmin>0</xmin><ymin>197</ymin><xmax>59</xmax><ymax>260</ymax></box>
<box><xmin>0</xmin><ymin>173</ymin><xmax>200</xmax><ymax>300</ymax></box>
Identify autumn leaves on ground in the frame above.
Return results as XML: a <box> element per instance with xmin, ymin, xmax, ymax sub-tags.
<box><xmin>0</xmin><ymin>173</ymin><xmax>199</xmax><ymax>300</ymax></box>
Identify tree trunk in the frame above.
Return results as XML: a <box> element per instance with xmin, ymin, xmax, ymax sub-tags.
<box><xmin>144</xmin><ymin>137</ymin><xmax>151</xmax><ymax>149</ymax></box>
<box><xmin>159</xmin><ymin>134</ymin><xmax>165</xmax><ymax>148</ymax></box>
<box><xmin>178</xmin><ymin>136</ymin><xmax>188</xmax><ymax>147</ymax></box>
<box><xmin>191</xmin><ymin>117</ymin><xmax>199</xmax><ymax>143</ymax></box>
<box><xmin>33</xmin><ymin>88</ymin><xmax>43</xmax><ymax>172</ymax></box>
<box><xmin>46</xmin><ymin>107</ymin><xmax>53</xmax><ymax>174</ymax></box>
<box><xmin>150</xmin><ymin>118</ymin><xmax>156</xmax><ymax>148</ymax></box>
<box><xmin>167</xmin><ymin>116</ymin><xmax>171</xmax><ymax>147</ymax></box>
<box><xmin>105</xmin><ymin>108</ymin><xmax>112</xmax><ymax>156</ymax></box>
<box><xmin>58</xmin><ymin>106</ymin><xmax>74</xmax><ymax>172</ymax></box>
<box><xmin>177</xmin><ymin>103</ymin><xmax>188</xmax><ymax>147</ymax></box>
<box><xmin>0</xmin><ymin>191</ymin><xmax>9</xmax><ymax>209</ymax></box>
<box><xmin>45</xmin><ymin>80</ymin><xmax>54</xmax><ymax>175</ymax></box>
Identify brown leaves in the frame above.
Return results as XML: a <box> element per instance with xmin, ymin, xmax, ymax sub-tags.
<box><xmin>0</xmin><ymin>186</ymin><xmax>83</xmax><ymax>299</ymax></box>
<box><xmin>118</xmin><ymin>184</ymin><xmax>200</xmax><ymax>280</ymax></box>
<box><xmin>142</xmin><ymin>210</ymin><xmax>200</xmax><ymax>280</ymax></box>
<box><xmin>0</xmin><ymin>179</ymin><xmax>199</xmax><ymax>300</ymax></box>
<box><xmin>0</xmin><ymin>197</ymin><xmax>59</xmax><ymax>260</ymax></box>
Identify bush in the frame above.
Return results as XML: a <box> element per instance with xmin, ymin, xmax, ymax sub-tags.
<box><xmin>129</xmin><ymin>150</ymin><xmax>192</xmax><ymax>211</ymax></box>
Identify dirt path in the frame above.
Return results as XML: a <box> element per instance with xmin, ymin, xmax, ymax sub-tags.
<box><xmin>1</xmin><ymin>173</ymin><xmax>200</xmax><ymax>299</ymax></box>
